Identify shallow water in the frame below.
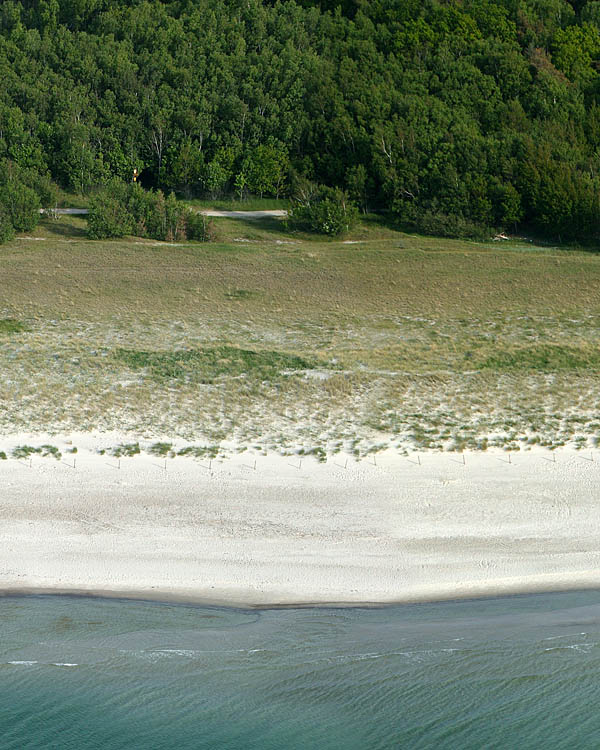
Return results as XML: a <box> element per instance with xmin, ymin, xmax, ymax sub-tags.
<box><xmin>2</xmin><ymin>591</ymin><xmax>600</xmax><ymax>748</ymax></box>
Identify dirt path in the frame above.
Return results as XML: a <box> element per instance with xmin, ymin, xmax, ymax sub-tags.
<box><xmin>40</xmin><ymin>208</ymin><xmax>89</xmax><ymax>215</ymax></box>
<box><xmin>200</xmin><ymin>209</ymin><xmax>287</xmax><ymax>218</ymax></box>
<box><xmin>41</xmin><ymin>208</ymin><xmax>288</xmax><ymax>219</ymax></box>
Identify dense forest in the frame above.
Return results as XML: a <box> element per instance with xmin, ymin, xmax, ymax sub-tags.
<box><xmin>2</xmin><ymin>0</ymin><xmax>600</xmax><ymax>239</ymax></box>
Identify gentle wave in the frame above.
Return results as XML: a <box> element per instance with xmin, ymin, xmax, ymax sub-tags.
<box><xmin>6</xmin><ymin>660</ymin><xmax>78</xmax><ymax>667</ymax></box>
<box><xmin>7</xmin><ymin>660</ymin><xmax>38</xmax><ymax>666</ymax></box>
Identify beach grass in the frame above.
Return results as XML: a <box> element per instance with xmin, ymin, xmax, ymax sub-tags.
<box><xmin>3</xmin><ymin>213</ymin><xmax>600</xmax><ymax>452</ymax></box>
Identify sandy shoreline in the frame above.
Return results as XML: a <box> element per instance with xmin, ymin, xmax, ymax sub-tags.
<box><xmin>4</xmin><ymin>577</ymin><xmax>600</xmax><ymax>610</ymax></box>
<box><xmin>2</xmin><ymin>435</ymin><xmax>600</xmax><ymax>607</ymax></box>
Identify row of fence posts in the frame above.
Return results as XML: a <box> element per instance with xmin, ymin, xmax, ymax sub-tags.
<box><xmin>9</xmin><ymin>450</ymin><xmax>596</xmax><ymax>473</ymax></box>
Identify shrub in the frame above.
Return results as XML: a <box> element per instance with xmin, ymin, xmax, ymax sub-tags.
<box><xmin>115</xmin><ymin>345</ymin><xmax>318</xmax><ymax>383</ymax></box>
<box><xmin>185</xmin><ymin>211</ymin><xmax>216</xmax><ymax>241</ymax></box>
<box><xmin>127</xmin><ymin>182</ymin><xmax>158</xmax><ymax>237</ymax></box>
<box><xmin>177</xmin><ymin>445</ymin><xmax>219</xmax><ymax>458</ymax></box>
<box><xmin>394</xmin><ymin>201</ymin><xmax>491</xmax><ymax>240</ymax></box>
<box><xmin>0</xmin><ymin>181</ymin><xmax>40</xmax><ymax>232</ymax></box>
<box><xmin>288</xmin><ymin>184</ymin><xmax>358</xmax><ymax>235</ymax></box>
<box><xmin>88</xmin><ymin>184</ymin><xmax>133</xmax><ymax>239</ymax></box>
<box><xmin>87</xmin><ymin>183</ymin><xmax>210</xmax><ymax>242</ymax></box>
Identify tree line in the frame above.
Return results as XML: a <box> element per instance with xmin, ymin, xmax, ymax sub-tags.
<box><xmin>2</xmin><ymin>0</ymin><xmax>600</xmax><ymax>240</ymax></box>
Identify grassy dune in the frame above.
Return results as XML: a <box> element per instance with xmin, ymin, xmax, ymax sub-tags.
<box><xmin>2</xmin><ymin>213</ymin><xmax>600</xmax><ymax>454</ymax></box>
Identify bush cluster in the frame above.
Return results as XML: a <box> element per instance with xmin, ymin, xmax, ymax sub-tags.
<box><xmin>287</xmin><ymin>185</ymin><xmax>358</xmax><ymax>236</ymax></box>
<box><xmin>0</xmin><ymin>160</ymin><xmax>42</xmax><ymax>244</ymax></box>
<box><xmin>87</xmin><ymin>182</ymin><xmax>215</xmax><ymax>242</ymax></box>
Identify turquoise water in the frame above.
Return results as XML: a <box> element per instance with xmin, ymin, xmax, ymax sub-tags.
<box><xmin>2</xmin><ymin>592</ymin><xmax>600</xmax><ymax>748</ymax></box>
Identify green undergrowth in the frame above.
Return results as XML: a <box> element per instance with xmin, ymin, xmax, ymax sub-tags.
<box><xmin>114</xmin><ymin>346</ymin><xmax>324</xmax><ymax>383</ymax></box>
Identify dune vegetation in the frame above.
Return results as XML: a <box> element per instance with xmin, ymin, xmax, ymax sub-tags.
<box><xmin>3</xmin><ymin>212</ymin><xmax>600</xmax><ymax>456</ymax></box>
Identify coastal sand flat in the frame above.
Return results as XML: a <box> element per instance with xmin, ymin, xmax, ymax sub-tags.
<box><xmin>1</xmin><ymin>442</ymin><xmax>600</xmax><ymax>606</ymax></box>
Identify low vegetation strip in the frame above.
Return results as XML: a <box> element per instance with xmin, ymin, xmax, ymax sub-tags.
<box><xmin>6</xmin><ymin>214</ymin><xmax>600</xmax><ymax>455</ymax></box>
<box><xmin>478</xmin><ymin>345</ymin><xmax>600</xmax><ymax>372</ymax></box>
<box><xmin>12</xmin><ymin>445</ymin><xmax>61</xmax><ymax>460</ymax></box>
<box><xmin>114</xmin><ymin>346</ymin><xmax>323</xmax><ymax>383</ymax></box>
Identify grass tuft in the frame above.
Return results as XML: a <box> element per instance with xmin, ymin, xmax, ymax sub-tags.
<box><xmin>111</xmin><ymin>442</ymin><xmax>140</xmax><ymax>458</ymax></box>
<box><xmin>148</xmin><ymin>442</ymin><xmax>173</xmax><ymax>457</ymax></box>
<box><xmin>224</xmin><ymin>289</ymin><xmax>256</xmax><ymax>300</ymax></box>
<box><xmin>0</xmin><ymin>319</ymin><xmax>28</xmax><ymax>334</ymax></box>
<box><xmin>177</xmin><ymin>445</ymin><xmax>219</xmax><ymax>459</ymax></box>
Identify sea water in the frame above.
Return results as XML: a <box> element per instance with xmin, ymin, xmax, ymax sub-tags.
<box><xmin>2</xmin><ymin>591</ymin><xmax>600</xmax><ymax>749</ymax></box>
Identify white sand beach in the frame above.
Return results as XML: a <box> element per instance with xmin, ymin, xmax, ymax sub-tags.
<box><xmin>2</xmin><ymin>435</ymin><xmax>600</xmax><ymax>607</ymax></box>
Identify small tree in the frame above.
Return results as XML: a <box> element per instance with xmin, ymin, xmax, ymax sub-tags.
<box><xmin>165</xmin><ymin>191</ymin><xmax>186</xmax><ymax>240</ymax></box>
<box><xmin>346</xmin><ymin>164</ymin><xmax>369</xmax><ymax>213</ymax></box>
<box><xmin>201</xmin><ymin>146</ymin><xmax>237</xmax><ymax>198</ymax></box>
<box><xmin>234</xmin><ymin>167</ymin><xmax>248</xmax><ymax>201</ymax></box>
<box><xmin>494</xmin><ymin>182</ymin><xmax>522</xmax><ymax>229</ymax></box>
<box><xmin>165</xmin><ymin>137</ymin><xmax>204</xmax><ymax>196</ymax></box>
<box><xmin>246</xmin><ymin>144</ymin><xmax>289</xmax><ymax>198</ymax></box>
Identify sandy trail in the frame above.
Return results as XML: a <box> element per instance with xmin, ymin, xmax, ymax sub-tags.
<box><xmin>1</xmin><ymin>441</ymin><xmax>599</xmax><ymax>607</ymax></box>
<box><xmin>40</xmin><ymin>208</ymin><xmax>287</xmax><ymax>219</ymax></box>
<box><xmin>200</xmin><ymin>209</ymin><xmax>287</xmax><ymax>218</ymax></box>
